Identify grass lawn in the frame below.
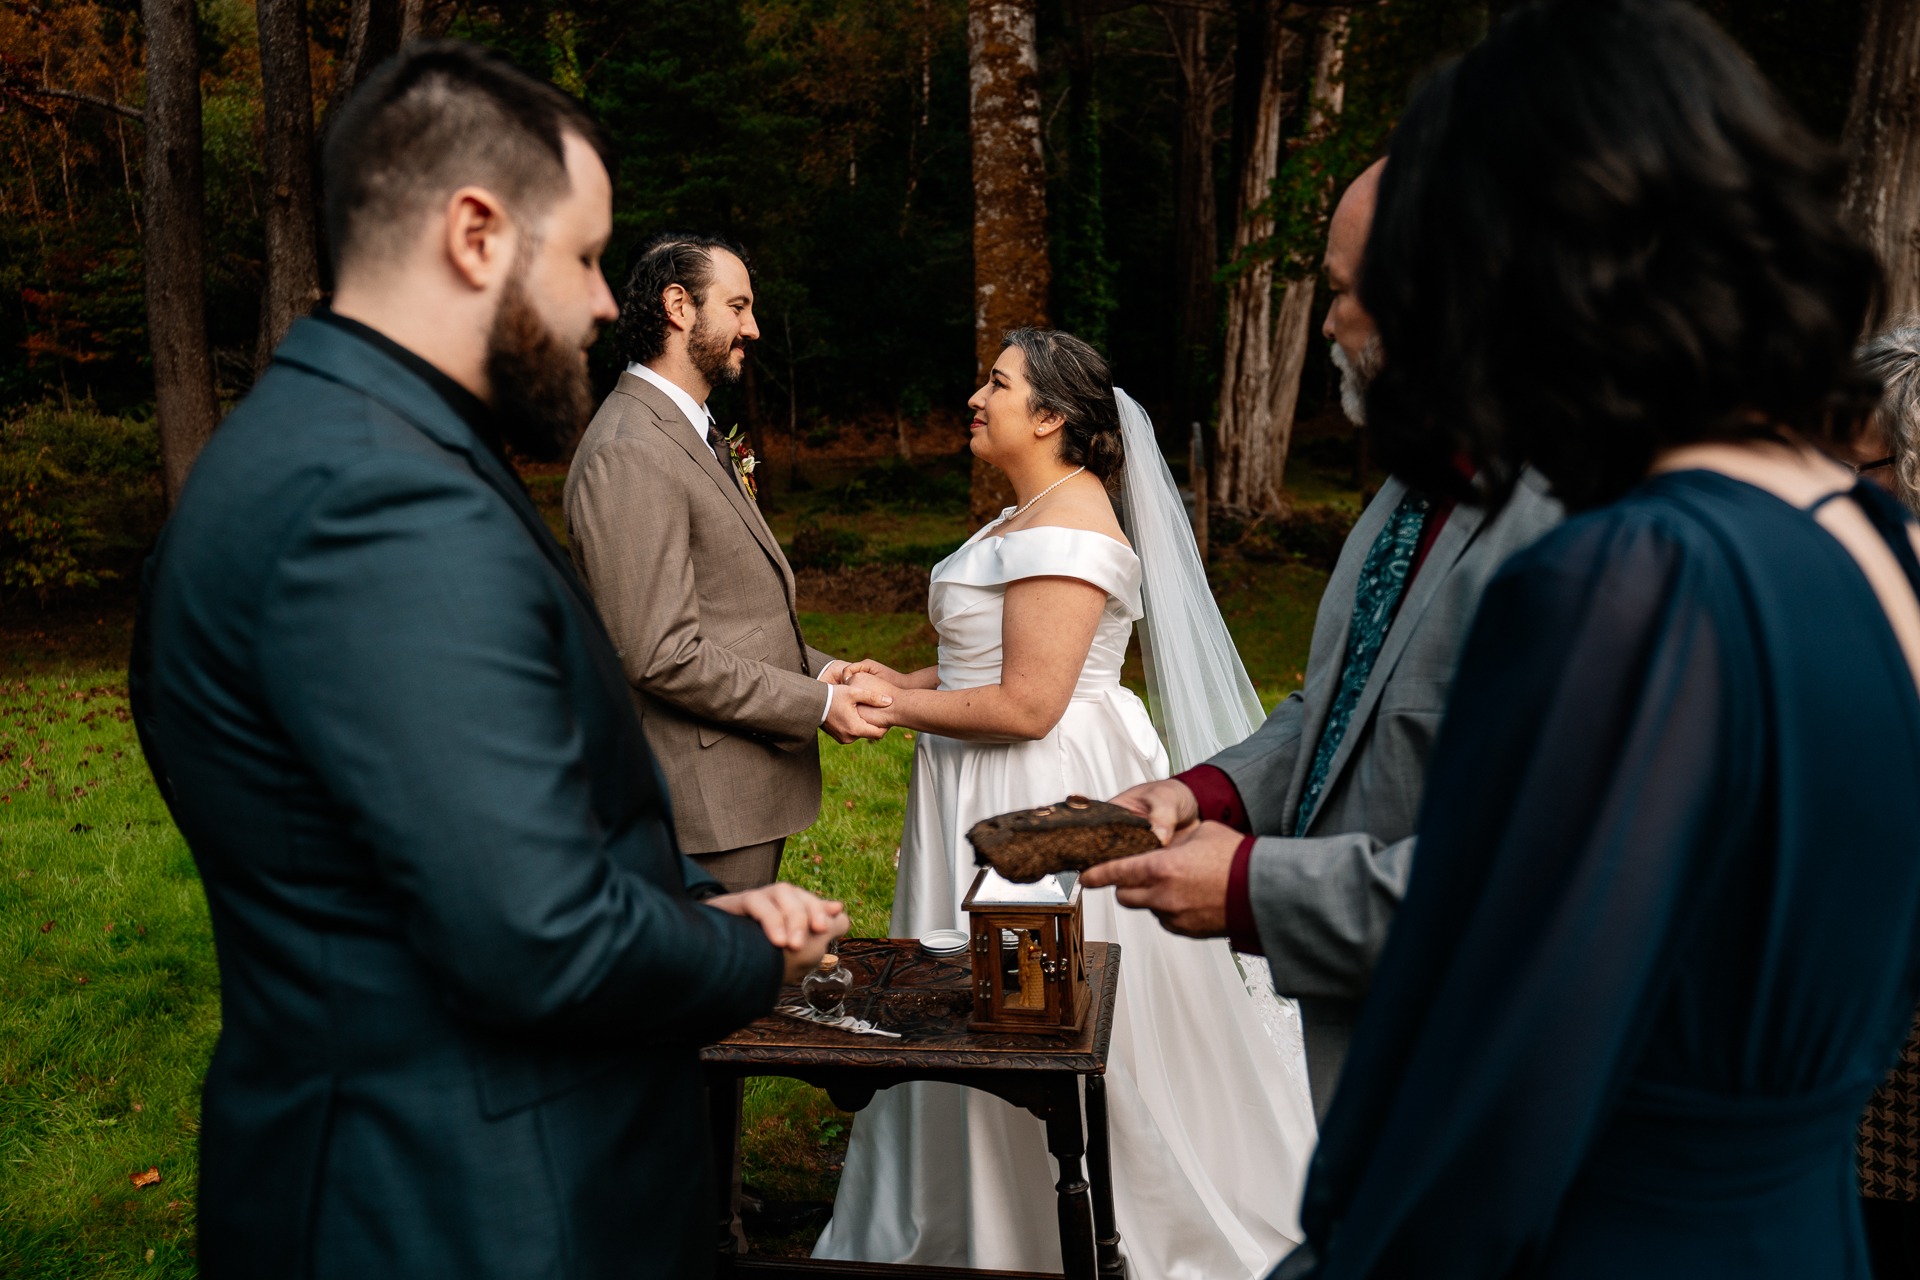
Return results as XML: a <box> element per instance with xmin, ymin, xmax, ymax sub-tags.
<box><xmin>0</xmin><ymin>519</ymin><xmax>1331</xmax><ymax>1274</ymax></box>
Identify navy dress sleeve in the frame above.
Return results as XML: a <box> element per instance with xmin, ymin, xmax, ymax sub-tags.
<box><xmin>1285</xmin><ymin>508</ymin><xmax>1761</xmax><ymax>1278</ymax></box>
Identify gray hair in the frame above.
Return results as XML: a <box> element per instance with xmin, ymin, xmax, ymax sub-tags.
<box><xmin>1859</xmin><ymin>321</ymin><xmax>1920</xmax><ymax>515</ymax></box>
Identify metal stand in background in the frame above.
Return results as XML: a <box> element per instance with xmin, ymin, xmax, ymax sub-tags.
<box><xmin>1189</xmin><ymin>421</ymin><xmax>1209</xmax><ymax>564</ymax></box>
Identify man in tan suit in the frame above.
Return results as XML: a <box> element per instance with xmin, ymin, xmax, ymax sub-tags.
<box><xmin>565</xmin><ymin>233</ymin><xmax>889</xmax><ymax>895</ymax></box>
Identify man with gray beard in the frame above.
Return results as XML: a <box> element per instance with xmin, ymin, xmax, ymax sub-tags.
<box><xmin>1089</xmin><ymin>160</ymin><xmax>1564</xmax><ymax>1117</ymax></box>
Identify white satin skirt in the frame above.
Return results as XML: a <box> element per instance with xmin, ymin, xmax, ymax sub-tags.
<box><xmin>812</xmin><ymin>686</ymin><xmax>1318</xmax><ymax>1280</ymax></box>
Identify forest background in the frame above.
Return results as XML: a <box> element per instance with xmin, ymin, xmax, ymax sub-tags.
<box><xmin>0</xmin><ymin>0</ymin><xmax>1878</xmax><ymax>613</ymax></box>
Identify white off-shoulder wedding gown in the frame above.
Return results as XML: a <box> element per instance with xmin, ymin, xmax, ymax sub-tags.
<box><xmin>812</xmin><ymin>517</ymin><xmax>1319</xmax><ymax>1280</ymax></box>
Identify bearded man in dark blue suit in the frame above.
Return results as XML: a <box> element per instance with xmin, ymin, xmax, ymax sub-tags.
<box><xmin>130</xmin><ymin>43</ymin><xmax>848</xmax><ymax>1279</ymax></box>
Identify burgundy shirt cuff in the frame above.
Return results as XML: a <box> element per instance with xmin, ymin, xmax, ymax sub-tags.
<box><xmin>1176</xmin><ymin>764</ymin><xmax>1249</xmax><ymax>832</ymax></box>
<box><xmin>1226</xmin><ymin>835</ymin><xmax>1263</xmax><ymax>955</ymax></box>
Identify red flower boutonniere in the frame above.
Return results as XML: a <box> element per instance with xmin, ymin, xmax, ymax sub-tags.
<box><xmin>721</xmin><ymin>424</ymin><xmax>759</xmax><ymax>501</ymax></box>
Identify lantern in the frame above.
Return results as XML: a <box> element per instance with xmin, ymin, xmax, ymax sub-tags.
<box><xmin>961</xmin><ymin>868</ymin><xmax>1090</xmax><ymax>1034</ymax></box>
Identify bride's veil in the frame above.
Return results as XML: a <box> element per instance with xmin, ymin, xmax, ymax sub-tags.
<box><xmin>1112</xmin><ymin>388</ymin><xmax>1267</xmax><ymax>769</ymax></box>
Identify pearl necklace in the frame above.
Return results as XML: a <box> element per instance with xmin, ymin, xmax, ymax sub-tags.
<box><xmin>1007</xmin><ymin>466</ymin><xmax>1086</xmax><ymax>522</ymax></box>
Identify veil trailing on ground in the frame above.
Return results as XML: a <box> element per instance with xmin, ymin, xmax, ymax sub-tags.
<box><xmin>1113</xmin><ymin>388</ymin><xmax>1267</xmax><ymax>770</ymax></box>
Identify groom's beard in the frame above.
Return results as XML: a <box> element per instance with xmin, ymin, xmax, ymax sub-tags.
<box><xmin>485</xmin><ymin>274</ymin><xmax>597</xmax><ymax>462</ymax></box>
<box><xmin>689</xmin><ymin>312</ymin><xmax>744</xmax><ymax>387</ymax></box>
<box><xmin>1330</xmin><ymin>333</ymin><xmax>1383</xmax><ymax>427</ymax></box>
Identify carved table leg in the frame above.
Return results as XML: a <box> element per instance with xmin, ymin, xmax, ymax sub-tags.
<box><xmin>706</xmin><ymin>1071</ymin><xmax>742</xmax><ymax>1267</ymax></box>
<box><xmin>1084</xmin><ymin>1073</ymin><xmax>1126</xmax><ymax>1280</ymax></box>
<box><xmin>1044</xmin><ymin>1076</ymin><xmax>1098</xmax><ymax>1280</ymax></box>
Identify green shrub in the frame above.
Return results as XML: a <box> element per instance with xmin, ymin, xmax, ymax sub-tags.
<box><xmin>789</xmin><ymin>516</ymin><xmax>867</xmax><ymax>570</ymax></box>
<box><xmin>1212</xmin><ymin>505</ymin><xmax>1358</xmax><ymax>572</ymax></box>
<box><xmin>828</xmin><ymin>456</ymin><xmax>969</xmax><ymax>514</ymax></box>
<box><xmin>0</xmin><ymin>404</ymin><xmax>162</xmax><ymax>606</ymax></box>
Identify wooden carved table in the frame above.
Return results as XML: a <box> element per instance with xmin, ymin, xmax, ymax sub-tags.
<box><xmin>700</xmin><ymin>938</ymin><xmax>1124</xmax><ymax>1280</ymax></box>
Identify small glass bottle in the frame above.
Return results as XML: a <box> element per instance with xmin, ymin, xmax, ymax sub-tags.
<box><xmin>802</xmin><ymin>953</ymin><xmax>854</xmax><ymax>1017</ymax></box>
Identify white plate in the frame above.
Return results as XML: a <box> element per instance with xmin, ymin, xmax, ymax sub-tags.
<box><xmin>919</xmin><ymin>929</ymin><xmax>969</xmax><ymax>955</ymax></box>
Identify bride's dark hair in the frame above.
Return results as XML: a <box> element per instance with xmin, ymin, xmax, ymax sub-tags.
<box><xmin>1002</xmin><ymin>329</ymin><xmax>1125</xmax><ymax>482</ymax></box>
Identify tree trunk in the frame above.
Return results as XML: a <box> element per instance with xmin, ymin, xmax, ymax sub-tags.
<box><xmin>326</xmin><ymin>0</ymin><xmax>412</xmax><ymax>122</ymax></box>
<box><xmin>1161</xmin><ymin>2</ymin><xmax>1233</xmax><ymax>437</ymax></box>
<box><xmin>1216</xmin><ymin>4</ymin><xmax>1349</xmax><ymax>517</ymax></box>
<box><xmin>142</xmin><ymin>0</ymin><xmax>220</xmax><ymax>506</ymax></box>
<box><xmin>1842</xmin><ymin>0</ymin><xmax>1920</xmax><ymax>326</ymax></box>
<box><xmin>1215</xmin><ymin>0</ymin><xmax>1295</xmax><ymax>515</ymax></box>
<box><xmin>1262</xmin><ymin>9</ymin><xmax>1350</xmax><ymax>495</ymax></box>
<box><xmin>968</xmin><ymin>0</ymin><xmax>1049</xmax><ymax>526</ymax></box>
<box><xmin>256</xmin><ymin>0</ymin><xmax>323</xmax><ymax>375</ymax></box>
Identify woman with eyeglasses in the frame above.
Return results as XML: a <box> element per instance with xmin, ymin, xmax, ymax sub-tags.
<box><xmin>1852</xmin><ymin>327</ymin><xmax>1920</xmax><ymax>513</ymax></box>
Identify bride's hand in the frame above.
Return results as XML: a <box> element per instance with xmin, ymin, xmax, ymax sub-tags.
<box><xmin>848</xmin><ymin>672</ymin><xmax>904</xmax><ymax>729</ymax></box>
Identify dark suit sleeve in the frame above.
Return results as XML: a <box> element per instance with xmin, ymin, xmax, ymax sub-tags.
<box><xmin>257</xmin><ymin>455</ymin><xmax>781</xmax><ymax>1038</ymax></box>
<box><xmin>1291</xmin><ymin>514</ymin><xmax>1740</xmax><ymax>1279</ymax></box>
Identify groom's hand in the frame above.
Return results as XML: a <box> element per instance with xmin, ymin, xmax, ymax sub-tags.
<box><xmin>840</xmin><ymin>658</ymin><xmax>907</xmax><ymax>686</ymax></box>
<box><xmin>1081</xmin><ymin>820</ymin><xmax>1237</xmax><ymax>939</ymax></box>
<box><xmin>824</xmin><ymin>681</ymin><xmax>891</xmax><ymax>744</ymax></box>
<box><xmin>1109</xmin><ymin>778</ymin><xmax>1201</xmax><ymax>846</ymax></box>
<box><xmin>706</xmin><ymin>882</ymin><xmax>853</xmax><ymax>983</ymax></box>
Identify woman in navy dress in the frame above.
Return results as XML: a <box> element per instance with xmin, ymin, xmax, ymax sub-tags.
<box><xmin>1278</xmin><ymin>3</ymin><xmax>1920</xmax><ymax>1278</ymax></box>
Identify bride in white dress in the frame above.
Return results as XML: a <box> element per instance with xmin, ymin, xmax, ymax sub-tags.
<box><xmin>811</xmin><ymin>330</ymin><xmax>1318</xmax><ymax>1280</ymax></box>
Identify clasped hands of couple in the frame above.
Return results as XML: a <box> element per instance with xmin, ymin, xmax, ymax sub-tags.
<box><xmin>817</xmin><ymin>657</ymin><xmax>1236</xmax><ymax>944</ymax></box>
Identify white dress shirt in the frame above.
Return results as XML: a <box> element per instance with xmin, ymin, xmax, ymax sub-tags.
<box><xmin>627</xmin><ymin>361</ymin><xmax>842</xmax><ymax>724</ymax></box>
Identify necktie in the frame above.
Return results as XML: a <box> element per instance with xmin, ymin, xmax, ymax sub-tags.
<box><xmin>704</xmin><ymin>420</ymin><xmax>742</xmax><ymax>493</ymax></box>
<box><xmin>1292</xmin><ymin>492</ymin><xmax>1431</xmax><ymax>835</ymax></box>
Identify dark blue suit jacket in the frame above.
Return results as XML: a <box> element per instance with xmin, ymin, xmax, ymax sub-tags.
<box><xmin>131</xmin><ymin>318</ymin><xmax>782</xmax><ymax>1279</ymax></box>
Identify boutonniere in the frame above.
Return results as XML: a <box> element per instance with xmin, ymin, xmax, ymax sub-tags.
<box><xmin>720</xmin><ymin>424</ymin><xmax>759</xmax><ymax>501</ymax></box>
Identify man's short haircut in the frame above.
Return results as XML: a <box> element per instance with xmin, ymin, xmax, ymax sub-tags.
<box><xmin>614</xmin><ymin>233</ymin><xmax>750</xmax><ymax>366</ymax></box>
<box><xmin>323</xmin><ymin>40</ymin><xmax>610</xmax><ymax>276</ymax></box>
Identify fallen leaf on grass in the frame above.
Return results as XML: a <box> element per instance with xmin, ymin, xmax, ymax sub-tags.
<box><xmin>39</xmin><ymin>920</ymin><xmax>54</xmax><ymax>933</ymax></box>
<box><xmin>843</xmin><ymin>800</ymin><xmax>854</xmax><ymax>810</ymax></box>
<box><xmin>130</xmin><ymin>1166</ymin><xmax>161</xmax><ymax>1188</ymax></box>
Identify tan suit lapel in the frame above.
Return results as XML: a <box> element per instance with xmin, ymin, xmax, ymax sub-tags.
<box><xmin>613</xmin><ymin>373</ymin><xmax>795</xmax><ymax>599</ymax></box>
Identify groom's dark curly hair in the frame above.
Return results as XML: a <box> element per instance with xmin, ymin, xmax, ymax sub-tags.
<box><xmin>615</xmin><ymin>233</ymin><xmax>751</xmax><ymax>366</ymax></box>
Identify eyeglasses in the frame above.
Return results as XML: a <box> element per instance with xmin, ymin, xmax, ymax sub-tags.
<box><xmin>1857</xmin><ymin>456</ymin><xmax>1896</xmax><ymax>473</ymax></box>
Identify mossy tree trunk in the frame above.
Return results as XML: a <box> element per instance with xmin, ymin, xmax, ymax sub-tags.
<box><xmin>1214</xmin><ymin>0</ymin><xmax>1297</xmax><ymax>516</ymax></box>
<box><xmin>968</xmin><ymin>0</ymin><xmax>1050</xmax><ymax>526</ymax></box>
<box><xmin>1216</xmin><ymin>3</ymin><xmax>1349</xmax><ymax>518</ymax></box>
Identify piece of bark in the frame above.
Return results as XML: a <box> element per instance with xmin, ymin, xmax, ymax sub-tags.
<box><xmin>968</xmin><ymin>796</ymin><xmax>1159</xmax><ymax>882</ymax></box>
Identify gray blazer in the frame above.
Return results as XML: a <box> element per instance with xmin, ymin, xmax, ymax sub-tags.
<box><xmin>1208</xmin><ymin>471</ymin><xmax>1563</xmax><ymax>1117</ymax></box>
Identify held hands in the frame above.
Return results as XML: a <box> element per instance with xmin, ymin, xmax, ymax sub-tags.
<box><xmin>707</xmin><ymin>882</ymin><xmax>853</xmax><ymax>984</ymax></box>
<box><xmin>845</xmin><ymin>671</ymin><xmax>905</xmax><ymax>731</ymax></box>
<box><xmin>818</xmin><ymin>660</ymin><xmax>892</xmax><ymax>744</ymax></box>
